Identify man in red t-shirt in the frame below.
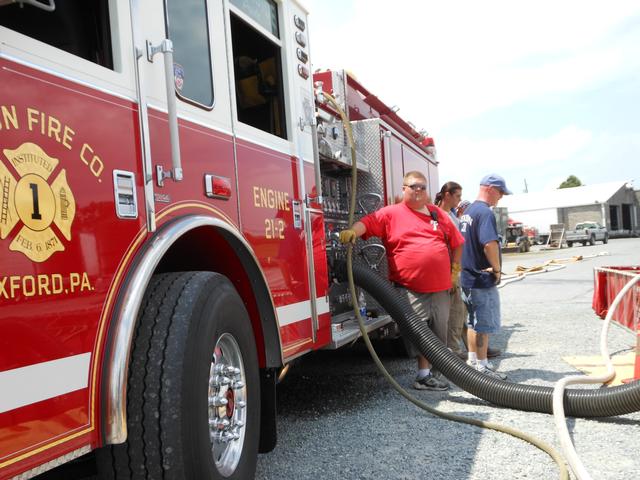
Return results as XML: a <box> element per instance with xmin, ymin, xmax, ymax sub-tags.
<box><xmin>340</xmin><ymin>171</ymin><xmax>464</xmax><ymax>390</ymax></box>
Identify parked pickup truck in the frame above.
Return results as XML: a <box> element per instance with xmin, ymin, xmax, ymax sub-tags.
<box><xmin>565</xmin><ymin>221</ymin><xmax>609</xmax><ymax>247</ymax></box>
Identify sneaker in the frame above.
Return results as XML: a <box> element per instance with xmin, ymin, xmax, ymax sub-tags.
<box><xmin>476</xmin><ymin>363</ymin><xmax>507</xmax><ymax>380</ymax></box>
<box><xmin>413</xmin><ymin>373</ymin><xmax>449</xmax><ymax>391</ymax></box>
<box><xmin>467</xmin><ymin>358</ymin><xmax>497</xmax><ymax>370</ymax></box>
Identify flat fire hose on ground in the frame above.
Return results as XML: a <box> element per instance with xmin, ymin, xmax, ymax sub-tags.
<box><xmin>499</xmin><ymin>252</ymin><xmax>610</xmax><ymax>288</ymax></box>
<box><xmin>319</xmin><ymin>90</ymin><xmax>569</xmax><ymax>479</ymax></box>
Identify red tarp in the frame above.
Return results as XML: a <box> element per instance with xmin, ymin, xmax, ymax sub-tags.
<box><xmin>592</xmin><ymin>266</ymin><xmax>640</xmax><ymax>331</ymax></box>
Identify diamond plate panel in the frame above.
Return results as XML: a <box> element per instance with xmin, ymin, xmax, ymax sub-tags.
<box><xmin>350</xmin><ymin>118</ymin><xmax>390</xmax><ymax>313</ymax></box>
<box><xmin>319</xmin><ymin>112</ymin><xmax>394</xmax><ymax>318</ymax></box>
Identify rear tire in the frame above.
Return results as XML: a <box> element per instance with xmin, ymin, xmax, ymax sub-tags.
<box><xmin>97</xmin><ymin>272</ymin><xmax>260</xmax><ymax>479</ymax></box>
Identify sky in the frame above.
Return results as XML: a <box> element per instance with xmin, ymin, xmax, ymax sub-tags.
<box><xmin>303</xmin><ymin>0</ymin><xmax>640</xmax><ymax>198</ymax></box>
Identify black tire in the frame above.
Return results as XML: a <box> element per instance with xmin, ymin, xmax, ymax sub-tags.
<box><xmin>589</xmin><ymin>235</ymin><xmax>595</xmax><ymax>246</ymax></box>
<box><xmin>567</xmin><ymin>241</ymin><xmax>573</xmax><ymax>247</ymax></box>
<box><xmin>603</xmin><ymin>234</ymin><xmax>609</xmax><ymax>244</ymax></box>
<box><xmin>97</xmin><ymin>272</ymin><xmax>260</xmax><ymax>479</ymax></box>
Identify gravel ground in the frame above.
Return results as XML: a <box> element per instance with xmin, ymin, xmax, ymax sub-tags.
<box><xmin>256</xmin><ymin>238</ymin><xmax>640</xmax><ymax>480</ymax></box>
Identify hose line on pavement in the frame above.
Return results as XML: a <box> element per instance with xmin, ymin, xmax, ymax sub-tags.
<box><xmin>319</xmin><ymin>90</ymin><xmax>569</xmax><ymax>480</ymax></box>
<box><xmin>552</xmin><ymin>273</ymin><xmax>640</xmax><ymax>480</ymax></box>
<box><xmin>498</xmin><ymin>252</ymin><xmax>610</xmax><ymax>289</ymax></box>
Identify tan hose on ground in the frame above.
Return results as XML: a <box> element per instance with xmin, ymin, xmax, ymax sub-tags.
<box><xmin>499</xmin><ymin>251</ymin><xmax>610</xmax><ymax>288</ymax></box>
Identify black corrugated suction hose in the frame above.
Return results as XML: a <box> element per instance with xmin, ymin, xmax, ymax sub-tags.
<box><xmin>345</xmin><ymin>262</ymin><xmax>640</xmax><ymax>418</ymax></box>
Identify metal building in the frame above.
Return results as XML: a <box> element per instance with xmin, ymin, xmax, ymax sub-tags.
<box><xmin>500</xmin><ymin>181</ymin><xmax>639</xmax><ymax>238</ymax></box>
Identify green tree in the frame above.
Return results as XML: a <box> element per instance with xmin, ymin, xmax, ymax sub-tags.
<box><xmin>558</xmin><ymin>175</ymin><xmax>583</xmax><ymax>189</ymax></box>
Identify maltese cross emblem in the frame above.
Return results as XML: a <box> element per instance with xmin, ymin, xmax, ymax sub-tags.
<box><xmin>1</xmin><ymin>142</ymin><xmax>76</xmax><ymax>262</ymax></box>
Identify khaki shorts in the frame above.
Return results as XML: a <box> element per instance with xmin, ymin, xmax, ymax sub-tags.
<box><xmin>447</xmin><ymin>287</ymin><xmax>466</xmax><ymax>352</ymax></box>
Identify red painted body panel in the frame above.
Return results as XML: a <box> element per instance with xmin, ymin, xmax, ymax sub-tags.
<box><xmin>0</xmin><ymin>36</ymin><xmax>439</xmax><ymax>480</ymax></box>
<box><xmin>0</xmin><ymin>52</ymin><xmax>329</xmax><ymax>475</ymax></box>
<box><xmin>344</xmin><ymin>81</ymin><xmax>372</xmax><ymax>121</ymax></box>
<box><xmin>234</xmin><ymin>140</ymin><xmax>319</xmax><ymax>357</ymax></box>
<box><xmin>0</xmin><ymin>429</ymin><xmax>93</xmax><ymax>479</ymax></box>
<box><xmin>147</xmin><ymin>111</ymin><xmax>239</xmax><ymax>227</ymax></box>
<box><xmin>304</xmin><ymin>162</ymin><xmax>331</xmax><ymax>347</ymax></box>
<box><xmin>236</xmin><ymin>140</ymin><xmax>304</xmax><ymax>305</ymax></box>
<box><xmin>310</xmin><ymin>208</ymin><xmax>331</xmax><ymax>347</ymax></box>
<box><xmin>0</xmin><ymin>58</ymin><xmax>144</xmax><ymax>471</ymax></box>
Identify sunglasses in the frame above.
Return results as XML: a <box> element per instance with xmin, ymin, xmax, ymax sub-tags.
<box><xmin>404</xmin><ymin>184</ymin><xmax>427</xmax><ymax>192</ymax></box>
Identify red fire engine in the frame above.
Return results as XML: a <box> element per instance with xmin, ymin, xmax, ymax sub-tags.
<box><xmin>0</xmin><ymin>1</ymin><xmax>437</xmax><ymax>478</ymax></box>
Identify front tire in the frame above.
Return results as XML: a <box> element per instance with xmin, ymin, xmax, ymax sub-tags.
<box><xmin>603</xmin><ymin>234</ymin><xmax>609</xmax><ymax>244</ymax></box>
<box><xmin>97</xmin><ymin>272</ymin><xmax>260</xmax><ymax>479</ymax></box>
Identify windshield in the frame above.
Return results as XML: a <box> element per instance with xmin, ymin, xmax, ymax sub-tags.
<box><xmin>575</xmin><ymin>223</ymin><xmax>596</xmax><ymax>229</ymax></box>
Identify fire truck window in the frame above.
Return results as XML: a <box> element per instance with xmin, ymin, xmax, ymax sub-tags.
<box><xmin>230</xmin><ymin>13</ymin><xmax>287</xmax><ymax>139</ymax></box>
<box><xmin>230</xmin><ymin>0</ymin><xmax>279</xmax><ymax>38</ymax></box>
<box><xmin>165</xmin><ymin>0</ymin><xmax>214</xmax><ymax>109</ymax></box>
<box><xmin>0</xmin><ymin>0</ymin><xmax>113</xmax><ymax>69</ymax></box>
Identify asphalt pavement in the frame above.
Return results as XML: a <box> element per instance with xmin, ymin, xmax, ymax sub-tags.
<box><xmin>256</xmin><ymin>238</ymin><xmax>640</xmax><ymax>480</ymax></box>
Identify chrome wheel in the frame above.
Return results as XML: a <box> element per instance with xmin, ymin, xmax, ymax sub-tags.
<box><xmin>98</xmin><ymin>272</ymin><xmax>259</xmax><ymax>479</ymax></box>
<box><xmin>209</xmin><ymin>333</ymin><xmax>248</xmax><ymax>476</ymax></box>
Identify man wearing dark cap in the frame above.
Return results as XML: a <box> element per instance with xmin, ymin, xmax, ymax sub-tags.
<box><xmin>458</xmin><ymin>174</ymin><xmax>512</xmax><ymax>380</ymax></box>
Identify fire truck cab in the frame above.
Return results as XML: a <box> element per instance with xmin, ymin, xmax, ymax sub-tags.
<box><xmin>0</xmin><ymin>1</ymin><xmax>437</xmax><ymax>478</ymax></box>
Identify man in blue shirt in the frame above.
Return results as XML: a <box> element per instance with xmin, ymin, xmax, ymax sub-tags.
<box><xmin>459</xmin><ymin>174</ymin><xmax>511</xmax><ymax>380</ymax></box>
